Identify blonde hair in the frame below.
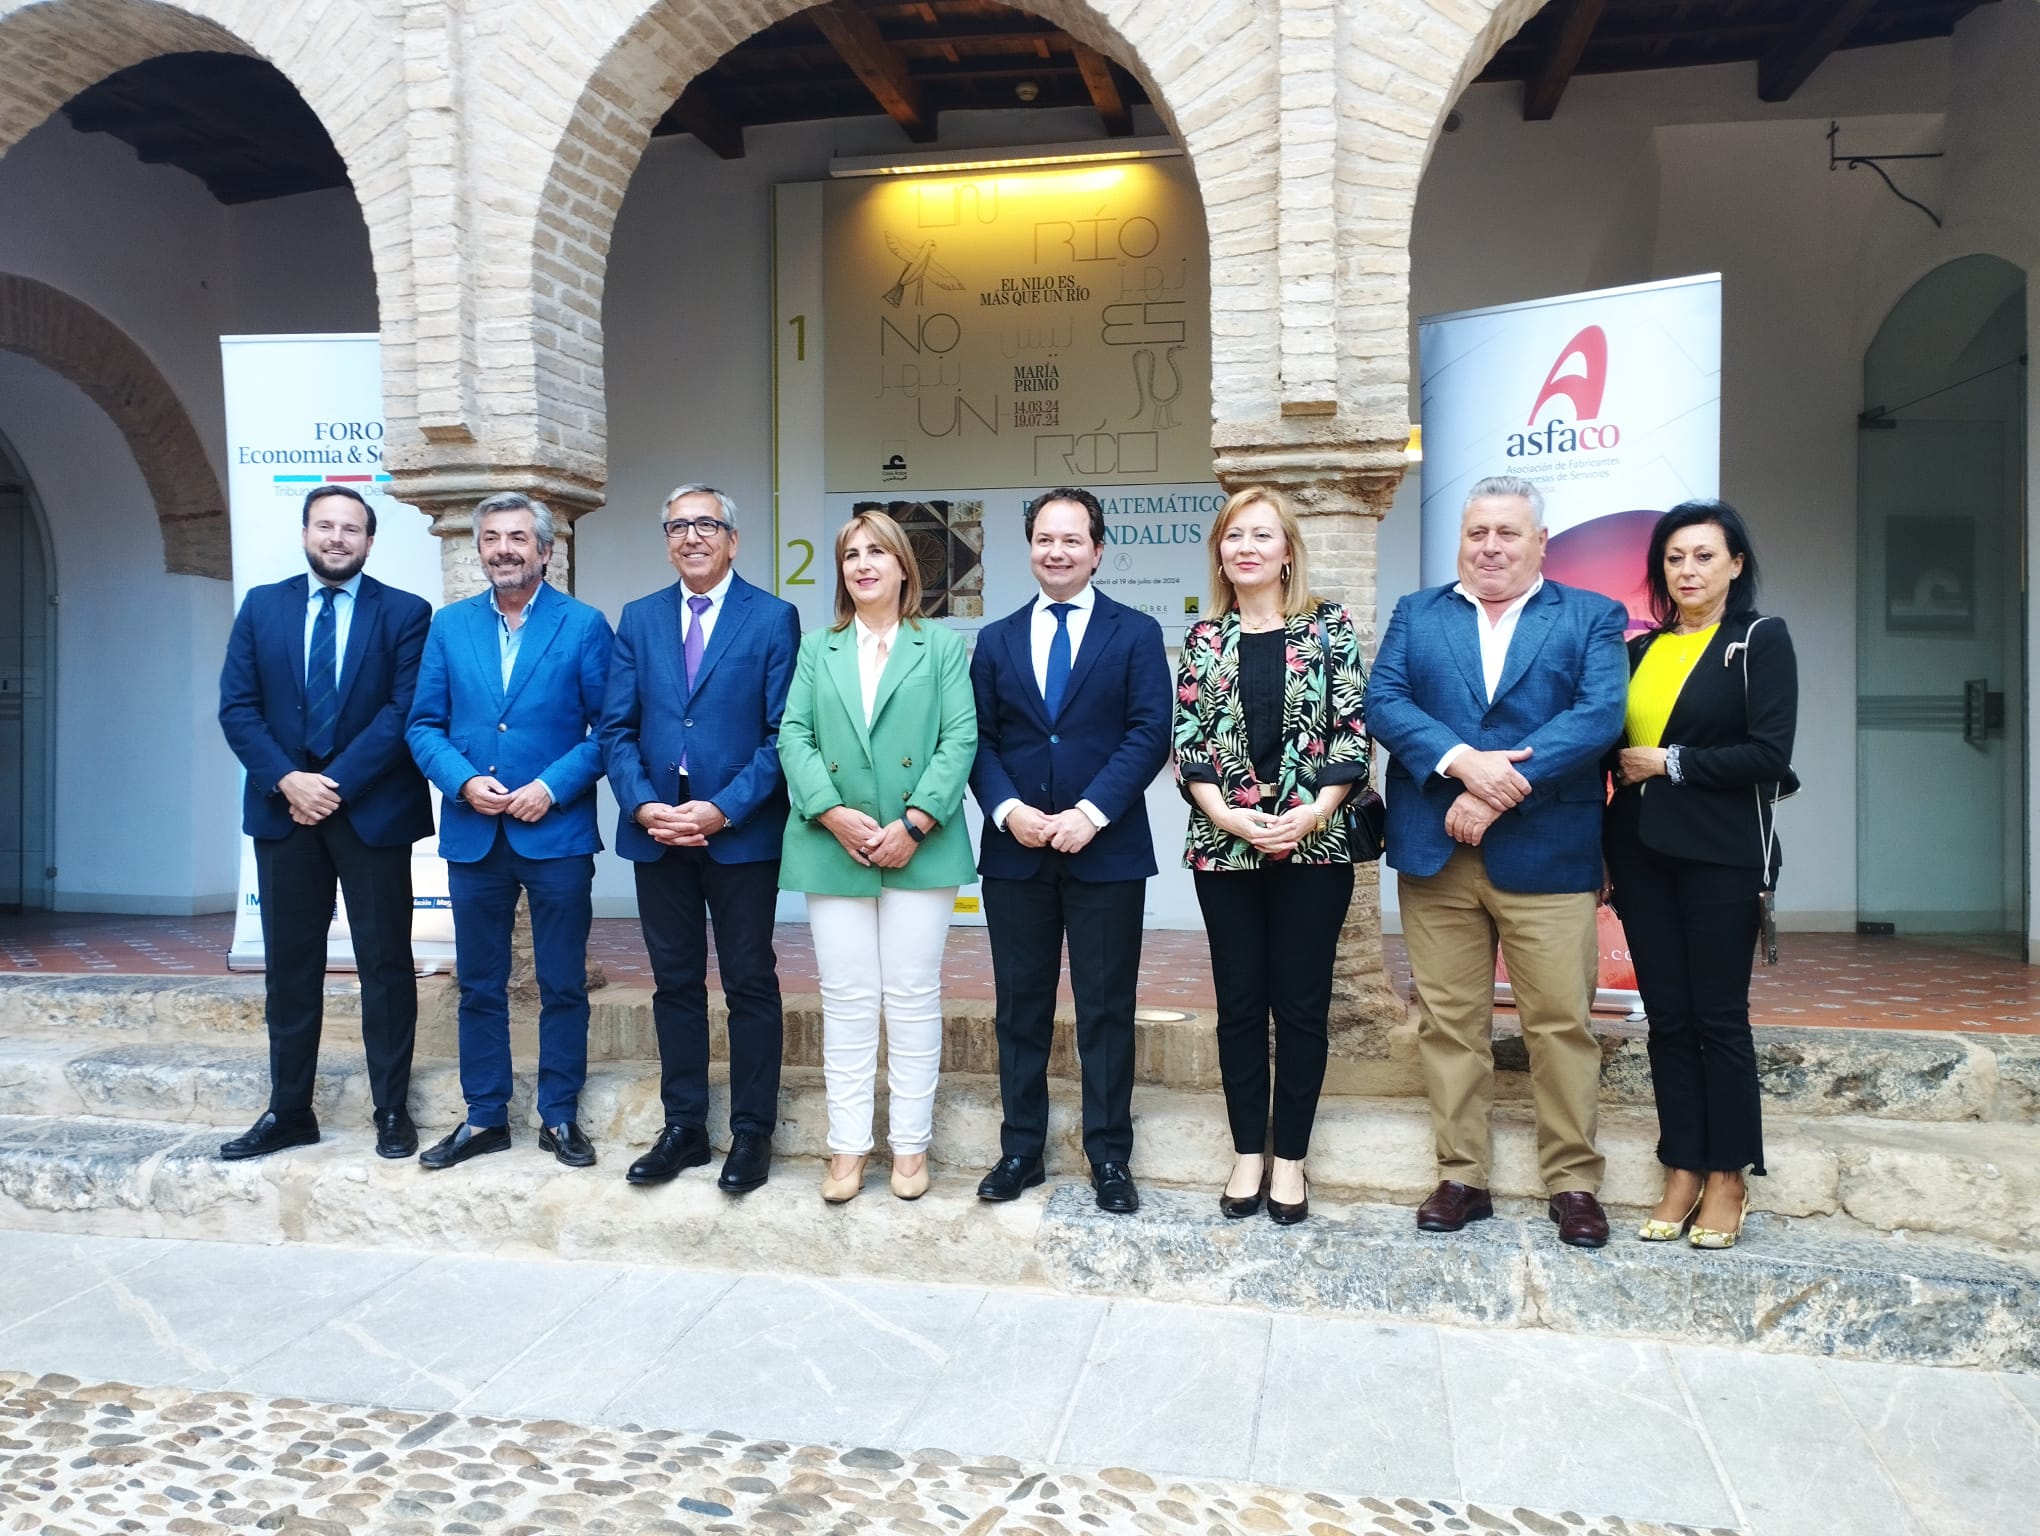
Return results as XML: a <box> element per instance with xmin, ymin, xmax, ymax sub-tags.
<box><xmin>829</xmin><ymin>509</ymin><xmax>926</xmax><ymax>630</ymax></box>
<box><xmin>1207</xmin><ymin>485</ymin><xmax>1316</xmax><ymax>618</ymax></box>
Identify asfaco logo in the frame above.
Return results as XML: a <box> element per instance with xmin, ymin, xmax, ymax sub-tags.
<box><xmin>1506</xmin><ymin>324</ymin><xmax>1621</xmax><ymax>457</ymax></box>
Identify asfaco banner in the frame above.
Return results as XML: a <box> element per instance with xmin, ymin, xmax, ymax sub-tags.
<box><xmin>1418</xmin><ymin>274</ymin><xmax>1722</xmax><ymax>631</ymax></box>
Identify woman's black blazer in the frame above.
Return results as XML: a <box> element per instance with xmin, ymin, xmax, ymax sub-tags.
<box><xmin>1609</xmin><ymin>613</ymin><xmax>1799</xmax><ymax>879</ymax></box>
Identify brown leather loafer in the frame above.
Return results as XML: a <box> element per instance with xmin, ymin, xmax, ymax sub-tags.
<box><xmin>1548</xmin><ymin>1190</ymin><xmax>1610</xmax><ymax>1248</ymax></box>
<box><xmin>1416</xmin><ymin>1179</ymin><xmax>1494</xmax><ymax>1232</ymax></box>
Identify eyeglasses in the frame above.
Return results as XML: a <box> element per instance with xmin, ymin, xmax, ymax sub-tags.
<box><xmin>662</xmin><ymin>517</ymin><xmax>732</xmax><ymax>539</ymax></box>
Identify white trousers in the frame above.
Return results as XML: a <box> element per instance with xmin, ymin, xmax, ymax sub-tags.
<box><xmin>808</xmin><ymin>886</ymin><xmax>957</xmax><ymax>1155</ymax></box>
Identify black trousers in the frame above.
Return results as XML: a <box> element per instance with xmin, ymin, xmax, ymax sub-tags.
<box><xmin>1193</xmin><ymin>860</ymin><xmax>1354</xmax><ymax>1160</ymax></box>
<box><xmin>635</xmin><ymin>850</ymin><xmax>784</xmax><ymax>1137</ymax></box>
<box><xmin>984</xmin><ymin>859</ymin><xmax>1144</xmax><ymax>1166</ymax></box>
<box><xmin>253</xmin><ymin>813</ymin><xmax>416</xmax><ymax>1119</ymax></box>
<box><xmin>1607</xmin><ymin>813</ymin><xmax>1766</xmax><ymax>1175</ymax></box>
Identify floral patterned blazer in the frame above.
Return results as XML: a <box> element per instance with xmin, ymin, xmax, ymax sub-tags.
<box><xmin>1172</xmin><ymin>601</ymin><xmax>1370</xmax><ymax>871</ymax></box>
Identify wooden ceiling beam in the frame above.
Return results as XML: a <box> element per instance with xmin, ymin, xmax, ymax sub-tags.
<box><xmin>673</xmin><ymin>82</ymin><xmax>745</xmax><ymax>159</ymax></box>
<box><xmin>1071</xmin><ymin>43</ymin><xmax>1132</xmax><ymax>136</ymax></box>
<box><xmin>811</xmin><ymin>1</ymin><xmax>936</xmax><ymax>142</ymax></box>
<box><xmin>1522</xmin><ymin>0</ymin><xmax>1609</xmax><ymax>120</ymax></box>
<box><xmin>1757</xmin><ymin>0</ymin><xmax>1876</xmax><ymax>102</ymax></box>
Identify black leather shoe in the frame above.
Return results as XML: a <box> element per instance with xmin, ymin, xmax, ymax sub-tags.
<box><xmin>418</xmin><ymin>1122</ymin><xmax>511</xmax><ymax>1170</ymax></box>
<box><xmin>219</xmin><ymin>1110</ymin><xmax>318</xmax><ymax>1162</ymax></box>
<box><xmin>626</xmin><ymin>1124</ymin><xmax>712</xmax><ymax>1186</ymax></box>
<box><xmin>373</xmin><ymin>1108</ymin><xmax>417</xmax><ymax>1160</ymax></box>
<box><xmin>540</xmin><ymin>1121</ymin><xmax>596</xmax><ymax>1168</ymax></box>
<box><xmin>1267</xmin><ymin>1177</ymin><xmax>1309</xmax><ymax>1226</ymax></box>
<box><xmin>1220</xmin><ymin>1190</ymin><xmax>1264</xmax><ymax>1219</ymax></box>
<box><xmin>717</xmin><ymin>1132</ymin><xmax>773</xmax><ymax>1194</ymax></box>
<box><xmin>1091</xmin><ymin>1162</ymin><xmax>1140</xmax><ymax>1215</ymax></box>
<box><xmin>976</xmin><ymin>1154</ymin><xmax>1046</xmax><ymax>1202</ymax></box>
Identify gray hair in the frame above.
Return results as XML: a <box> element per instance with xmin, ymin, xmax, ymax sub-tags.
<box><xmin>662</xmin><ymin>484</ymin><xmax>738</xmax><ymax>526</ymax></box>
<box><xmin>1463</xmin><ymin>475</ymin><xmax>1546</xmax><ymax>527</ymax></box>
<box><xmin>473</xmin><ymin>491</ymin><xmax>556</xmax><ymax>551</ymax></box>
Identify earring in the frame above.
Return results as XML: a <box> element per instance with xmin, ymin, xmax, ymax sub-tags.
<box><xmin>1280</xmin><ymin>562</ymin><xmax>1291</xmax><ymax>583</ymax></box>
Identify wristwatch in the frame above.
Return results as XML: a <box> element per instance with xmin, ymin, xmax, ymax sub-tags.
<box><xmin>904</xmin><ymin>819</ymin><xmax>927</xmax><ymax>843</ymax></box>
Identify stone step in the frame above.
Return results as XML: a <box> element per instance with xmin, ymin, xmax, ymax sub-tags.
<box><xmin>4</xmin><ymin>972</ymin><xmax>2036</xmax><ymax>1122</ymax></box>
<box><xmin>0</xmin><ymin>1111</ymin><xmax>2030</xmax><ymax>1374</ymax></box>
<box><xmin>3</xmin><ymin>1038</ymin><xmax>2036</xmax><ymax>1249</ymax></box>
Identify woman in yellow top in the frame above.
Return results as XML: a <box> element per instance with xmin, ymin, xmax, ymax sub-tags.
<box><xmin>1606</xmin><ymin>500</ymin><xmax>1797</xmax><ymax>1250</ymax></box>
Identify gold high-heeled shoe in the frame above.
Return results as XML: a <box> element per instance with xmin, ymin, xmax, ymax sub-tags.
<box><xmin>1638</xmin><ymin>1190</ymin><xmax>1703</xmax><ymax>1242</ymax></box>
<box><xmin>821</xmin><ymin>1154</ymin><xmax>868</xmax><ymax>1204</ymax></box>
<box><xmin>889</xmin><ymin>1154</ymin><xmax>930</xmax><ymax>1200</ymax></box>
<box><xmin>1689</xmin><ymin>1186</ymin><xmax>1751</xmax><ymax>1250</ymax></box>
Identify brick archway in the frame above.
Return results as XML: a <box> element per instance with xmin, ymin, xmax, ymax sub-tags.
<box><xmin>428</xmin><ymin>0</ymin><xmax>1275</xmax><ymax>508</ymax></box>
<box><xmin>0</xmin><ymin>0</ymin><xmax>407</xmax><ymax>422</ymax></box>
<box><xmin>0</xmin><ymin>274</ymin><xmax>228</xmax><ymax>579</ymax></box>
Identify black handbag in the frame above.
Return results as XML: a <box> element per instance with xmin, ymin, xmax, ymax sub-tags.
<box><xmin>1313</xmin><ymin>608</ymin><xmax>1385</xmax><ymax>863</ymax></box>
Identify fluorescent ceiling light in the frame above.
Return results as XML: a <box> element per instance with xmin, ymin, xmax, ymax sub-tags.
<box><xmin>830</xmin><ymin>136</ymin><xmax>1181</xmax><ymax>179</ymax></box>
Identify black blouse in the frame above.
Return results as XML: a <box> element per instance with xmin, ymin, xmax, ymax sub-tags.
<box><xmin>1238</xmin><ymin>628</ymin><xmax>1286</xmax><ymax>786</ymax></box>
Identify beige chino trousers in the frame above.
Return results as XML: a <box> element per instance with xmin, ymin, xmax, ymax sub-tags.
<box><xmin>1398</xmin><ymin>845</ymin><xmax>1605</xmax><ymax>1196</ymax></box>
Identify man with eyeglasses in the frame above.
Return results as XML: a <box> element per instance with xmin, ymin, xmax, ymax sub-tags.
<box><xmin>600</xmin><ymin>485</ymin><xmax>802</xmax><ymax>1193</ymax></box>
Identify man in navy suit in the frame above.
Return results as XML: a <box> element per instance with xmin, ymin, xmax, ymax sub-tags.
<box><xmin>600</xmin><ymin>485</ymin><xmax>801</xmax><ymax>1194</ymax></box>
<box><xmin>969</xmin><ymin>487</ymin><xmax>1172</xmax><ymax>1214</ymax></box>
<box><xmin>1368</xmin><ymin>475</ymin><xmax>1628</xmax><ymax>1248</ymax></box>
<box><xmin>217</xmin><ymin>483</ymin><xmax>434</xmax><ymax>1162</ymax></box>
<box><xmin>406</xmin><ymin>492</ymin><xmax>613</xmax><ymax>1170</ymax></box>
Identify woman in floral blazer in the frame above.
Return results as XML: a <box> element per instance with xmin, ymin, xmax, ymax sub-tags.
<box><xmin>1173</xmin><ymin>486</ymin><xmax>1370</xmax><ymax>1225</ymax></box>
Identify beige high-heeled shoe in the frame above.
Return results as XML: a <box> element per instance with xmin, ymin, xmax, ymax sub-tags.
<box><xmin>889</xmin><ymin>1153</ymin><xmax>930</xmax><ymax>1200</ymax></box>
<box><xmin>1689</xmin><ymin>1185</ymin><xmax>1751</xmax><ymax>1250</ymax></box>
<box><xmin>821</xmin><ymin>1154</ymin><xmax>868</xmax><ymax>1204</ymax></box>
<box><xmin>1639</xmin><ymin>1174</ymin><xmax>1704</xmax><ymax>1242</ymax></box>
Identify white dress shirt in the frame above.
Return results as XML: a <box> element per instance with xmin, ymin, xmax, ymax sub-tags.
<box><xmin>990</xmin><ymin>584</ymin><xmax>1109</xmax><ymax>833</ymax></box>
<box><xmin>680</xmin><ymin>567</ymin><xmax>735</xmax><ymax>650</ymax></box>
<box><xmin>1436</xmin><ymin>576</ymin><xmax>1544</xmax><ymax>778</ymax></box>
<box><xmin>854</xmin><ymin>615</ymin><xmax>898</xmax><ymax>726</ymax></box>
<box><xmin>303</xmin><ymin>571</ymin><xmax>363</xmax><ymax>688</ymax></box>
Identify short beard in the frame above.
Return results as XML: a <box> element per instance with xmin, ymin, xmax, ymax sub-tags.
<box><xmin>306</xmin><ymin>547</ymin><xmax>368</xmax><ymax>583</ymax></box>
<box><xmin>488</xmin><ymin>559</ymin><xmax>544</xmax><ymax>593</ymax></box>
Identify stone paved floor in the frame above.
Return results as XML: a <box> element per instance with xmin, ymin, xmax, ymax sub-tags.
<box><xmin>0</xmin><ymin>1372</ymin><xmax>1723</xmax><ymax>1536</ymax></box>
<box><xmin>2</xmin><ymin>1232</ymin><xmax>2037</xmax><ymax>1536</ymax></box>
<box><xmin>6</xmin><ymin>912</ymin><xmax>2040</xmax><ymax>1032</ymax></box>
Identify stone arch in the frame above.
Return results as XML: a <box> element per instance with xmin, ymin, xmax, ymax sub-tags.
<box><xmin>0</xmin><ymin>0</ymin><xmax>410</xmax><ymax>421</ymax></box>
<box><xmin>0</xmin><ymin>273</ymin><xmax>229</xmax><ymax>578</ymax></box>
<box><xmin>444</xmin><ymin>0</ymin><xmax>1275</xmax><ymax>506</ymax></box>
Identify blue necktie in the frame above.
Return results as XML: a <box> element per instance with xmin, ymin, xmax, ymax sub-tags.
<box><xmin>1044</xmin><ymin>602</ymin><xmax>1073</xmax><ymax>720</ymax></box>
<box><xmin>305</xmin><ymin>587</ymin><xmax>339</xmax><ymax>760</ymax></box>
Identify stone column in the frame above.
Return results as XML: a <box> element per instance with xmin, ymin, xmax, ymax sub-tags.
<box><xmin>1213</xmin><ymin>434</ymin><xmax>1410</xmax><ymax>1060</ymax></box>
<box><xmin>391</xmin><ymin>467</ymin><xmax>609</xmax><ymax>1003</ymax></box>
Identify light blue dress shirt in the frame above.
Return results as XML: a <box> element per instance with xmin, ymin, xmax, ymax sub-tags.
<box><xmin>491</xmin><ymin>581</ymin><xmax>554</xmax><ymax>804</ymax></box>
<box><xmin>304</xmin><ymin>571</ymin><xmax>363</xmax><ymax>687</ymax></box>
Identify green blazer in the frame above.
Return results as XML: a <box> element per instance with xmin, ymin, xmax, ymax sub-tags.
<box><xmin>779</xmin><ymin>618</ymin><xmax>979</xmax><ymax>895</ymax></box>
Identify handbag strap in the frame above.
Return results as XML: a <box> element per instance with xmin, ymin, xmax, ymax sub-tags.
<box><xmin>1726</xmin><ymin>615</ymin><xmax>1781</xmax><ymax>882</ymax></box>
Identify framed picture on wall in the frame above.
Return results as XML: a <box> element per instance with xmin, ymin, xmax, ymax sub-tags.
<box><xmin>1885</xmin><ymin>514</ymin><xmax>1975</xmax><ymax>635</ymax></box>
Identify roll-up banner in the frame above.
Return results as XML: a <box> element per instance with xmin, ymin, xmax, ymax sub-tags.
<box><xmin>220</xmin><ymin>333</ymin><xmax>455</xmax><ymax>973</ymax></box>
<box><xmin>1417</xmin><ymin>274</ymin><xmax>1723</xmax><ymax>1012</ymax></box>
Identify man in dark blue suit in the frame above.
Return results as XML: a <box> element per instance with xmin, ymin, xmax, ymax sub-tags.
<box><xmin>217</xmin><ymin>483</ymin><xmax>434</xmax><ymax>1162</ymax></box>
<box><xmin>1368</xmin><ymin>475</ymin><xmax>1628</xmax><ymax>1248</ymax></box>
<box><xmin>600</xmin><ymin>485</ymin><xmax>800</xmax><ymax>1194</ymax></box>
<box><xmin>406</xmin><ymin>492</ymin><xmax>614</xmax><ymax>1170</ymax></box>
<box><xmin>969</xmin><ymin>487</ymin><xmax>1172</xmax><ymax>1214</ymax></box>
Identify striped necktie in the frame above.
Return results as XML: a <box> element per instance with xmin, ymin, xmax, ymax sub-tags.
<box><xmin>305</xmin><ymin>587</ymin><xmax>339</xmax><ymax>759</ymax></box>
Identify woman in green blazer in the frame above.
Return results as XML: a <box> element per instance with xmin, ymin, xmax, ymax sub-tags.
<box><xmin>780</xmin><ymin>510</ymin><xmax>977</xmax><ymax>1204</ymax></box>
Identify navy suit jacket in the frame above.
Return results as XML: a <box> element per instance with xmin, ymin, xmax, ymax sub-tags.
<box><xmin>219</xmin><ymin>571</ymin><xmax>434</xmax><ymax>848</ymax></box>
<box><xmin>1367</xmin><ymin>579</ymin><xmax>1628</xmax><ymax>893</ymax></box>
<box><xmin>405</xmin><ymin>585</ymin><xmax>613</xmax><ymax>862</ymax></box>
<box><xmin>599</xmin><ymin>573</ymin><xmax>801</xmax><ymax>866</ymax></box>
<box><xmin>969</xmin><ymin>588</ymin><xmax>1173</xmax><ymax>883</ymax></box>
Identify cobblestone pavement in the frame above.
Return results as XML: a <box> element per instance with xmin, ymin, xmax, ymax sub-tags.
<box><xmin>0</xmin><ymin>1371</ymin><xmax>1735</xmax><ymax>1536</ymax></box>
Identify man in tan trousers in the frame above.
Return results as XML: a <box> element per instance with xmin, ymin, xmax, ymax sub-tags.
<box><xmin>1366</xmin><ymin>476</ymin><xmax>1628</xmax><ymax>1247</ymax></box>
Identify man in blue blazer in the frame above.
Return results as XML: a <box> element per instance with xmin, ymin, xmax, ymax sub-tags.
<box><xmin>218</xmin><ymin>484</ymin><xmax>434</xmax><ymax>1163</ymax></box>
<box><xmin>599</xmin><ymin>485</ymin><xmax>800</xmax><ymax>1194</ymax></box>
<box><xmin>1368</xmin><ymin>475</ymin><xmax>1627</xmax><ymax>1248</ymax></box>
<box><xmin>969</xmin><ymin>487</ymin><xmax>1172</xmax><ymax>1214</ymax></box>
<box><xmin>406</xmin><ymin>492</ymin><xmax>614</xmax><ymax>1171</ymax></box>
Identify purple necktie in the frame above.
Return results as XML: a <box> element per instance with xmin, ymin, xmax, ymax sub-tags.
<box><xmin>684</xmin><ymin>594</ymin><xmax>711</xmax><ymax>689</ymax></box>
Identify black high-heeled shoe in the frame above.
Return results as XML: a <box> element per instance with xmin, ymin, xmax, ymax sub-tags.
<box><xmin>1267</xmin><ymin>1174</ymin><xmax>1309</xmax><ymax>1226</ymax></box>
<box><xmin>1219</xmin><ymin>1156</ymin><xmax>1265</xmax><ymax>1219</ymax></box>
